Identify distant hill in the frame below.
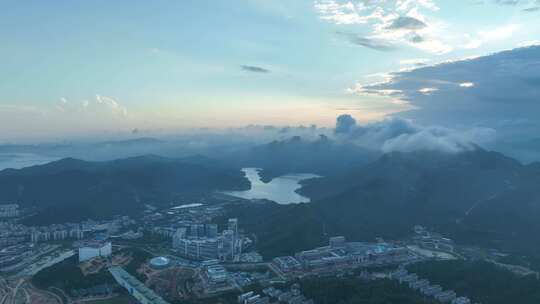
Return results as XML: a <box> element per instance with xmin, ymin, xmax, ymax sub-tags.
<box><xmin>227</xmin><ymin>149</ymin><xmax>540</xmax><ymax>257</ymax></box>
<box><xmin>0</xmin><ymin>155</ymin><xmax>249</xmax><ymax>224</ymax></box>
<box><xmin>223</xmin><ymin>135</ymin><xmax>379</xmax><ymax>181</ymax></box>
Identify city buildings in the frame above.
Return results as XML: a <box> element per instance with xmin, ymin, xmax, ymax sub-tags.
<box><xmin>200</xmin><ymin>260</ymin><xmax>232</xmax><ymax>293</ymax></box>
<box><xmin>452</xmin><ymin>297</ymin><xmax>472</xmax><ymax>304</ymax></box>
<box><xmin>206</xmin><ymin>224</ymin><xmax>218</xmax><ymax>238</ymax></box>
<box><xmin>78</xmin><ymin>241</ymin><xmax>112</xmax><ymax>262</ymax></box>
<box><xmin>171</xmin><ymin>219</ymin><xmax>243</xmax><ymax>261</ymax></box>
<box><xmin>109</xmin><ymin>266</ymin><xmax>169</xmax><ymax>304</ymax></box>
<box><xmin>174</xmin><ymin>237</ymin><xmax>220</xmax><ymax>260</ymax></box>
<box><xmin>238</xmin><ymin>291</ymin><xmax>270</xmax><ymax>304</ymax></box>
<box><xmin>391</xmin><ymin>267</ymin><xmax>463</xmax><ymax>304</ymax></box>
<box><xmin>290</xmin><ymin>237</ymin><xmax>415</xmax><ymax>272</ymax></box>
<box><xmin>261</xmin><ymin>285</ymin><xmax>314</xmax><ymax>304</ymax></box>
<box><xmin>149</xmin><ymin>257</ymin><xmax>171</xmax><ymax>270</ymax></box>
<box><xmin>0</xmin><ymin>204</ymin><xmax>19</xmax><ymax>218</ymax></box>
<box><xmin>435</xmin><ymin>290</ymin><xmax>457</xmax><ymax>303</ymax></box>
<box><xmin>272</xmin><ymin>256</ymin><xmax>302</xmax><ymax>273</ymax></box>
<box><xmin>228</xmin><ymin>218</ymin><xmax>239</xmax><ymax>238</ymax></box>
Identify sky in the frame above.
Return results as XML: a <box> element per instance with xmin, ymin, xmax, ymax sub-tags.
<box><xmin>1</xmin><ymin>0</ymin><xmax>540</xmax><ymax>144</ymax></box>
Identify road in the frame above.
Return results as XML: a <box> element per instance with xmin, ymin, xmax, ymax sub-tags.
<box><xmin>0</xmin><ymin>278</ymin><xmax>63</xmax><ymax>304</ymax></box>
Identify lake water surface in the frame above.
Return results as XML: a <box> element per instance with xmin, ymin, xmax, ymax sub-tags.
<box><xmin>225</xmin><ymin>168</ymin><xmax>320</xmax><ymax>204</ymax></box>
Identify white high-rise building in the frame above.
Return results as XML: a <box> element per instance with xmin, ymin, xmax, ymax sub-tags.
<box><xmin>228</xmin><ymin>218</ymin><xmax>238</xmax><ymax>238</ymax></box>
<box><xmin>79</xmin><ymin>241</ymin><xmax>112</xmax><ymax>262</ymax></box>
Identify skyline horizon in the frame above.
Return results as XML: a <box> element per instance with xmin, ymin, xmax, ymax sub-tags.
<box><xmin>2</xmin><ymin>1</ymin><xmax>540</xmax><ymax>143</ymax></box>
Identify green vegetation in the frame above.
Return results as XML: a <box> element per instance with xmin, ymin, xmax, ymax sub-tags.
<box><xmin>176</xmin><ymin>292</ymin><xmax>239</xmax><ymax>304</ymax></box>
<box><xmin>225</xmin><ymin>150</ymin><xmax>540</xmax><ymax>260</ymax></box>
<box><xmin>407</xmin><ymin>260</ymin><xmax>540</xmax><ymax>304</ymax></box>
<box><xmin>32</xmin><ymin>247</ymin><xmax>152</xmax><ymax>291</ymax></box>
<box><xmin>499</xmin><ymin>254</ymin><xmax>540</xmax><ymax>272</ymax></box>
<box><xmin>121</xmin><ymin>247</ymin><xmax>152</xmax><ymax>281</ymax></box>
<box><xmin>32</xmin><ymin>256</ymin><xmax>114</xmax><ymax>291</ymax></box>
<box><xmin>5</xmin><ymin>155</ymin><xmax>248</xmax><ymax>225</ymax></box>
<box><xmin>174</xmin><ymin>278</ymin><xmax>434</xmax><ymax>304</ymax></box>
<box><xmin>85</xmin><ymin>295</ymin><xmax>134</xmax><ymax>304</ymax></box>
<box><xmin>222</xmin><ymin>202</ymin><xmax>328</xmax><ymax>258</ymax></box>
<box><xmin>300</xmin><ymin>278</ymin><xmax>436</xmax><ymax>304</ymax></box>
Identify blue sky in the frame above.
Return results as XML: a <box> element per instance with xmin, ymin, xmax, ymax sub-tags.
<box><xmin>1</xmin><ymin>0</ymin><xmax>540</xmax><ymax>141</ymax></box>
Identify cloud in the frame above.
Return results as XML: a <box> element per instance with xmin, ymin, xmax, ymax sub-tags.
<box><xmin>351</xmin><ymin>45</ymin><xmax>540</xmax><ymax>160</ymax></box>
<box><xmin>484</xmin><ymin>0</ymin><xmax>540</xmax><ymax>8</ymax></box>
<box><xmin>314</xmin><ymin>0</ymin><xmax>380</xmax><ymax>25</ymax></box>
<box><xmin>334</xmin><ymin>115</ymin><xmax>496</xmax><ymax>154</ymax></box>
<box><xmin>315</xmin><ymin>0</ymin><xmax>451</xmax><ymax>54</ymax></box>
<box><xmin>337</xmin><ymin>32</ymin><xmax>397</xmax><ymax>51</ymax></box>
<box><xmin>459</xmin><ymin>82</ymin><xmax>475</xmax><ymax>88</ymax></box>
<box><xmin>381</xmin><ymin>126</ymin><xmax>496</xmax><ymax>153</ymax></box>
<box><xmin>418</xmin><ymin>87</ymin><xmax>438</xmax><ymax>94</ymax></box>
<box><xmin>410</xmin><ymin>34</ymin><xmax>425</xmax><ymax>43</ymax></box>
<box><xmin>241</xmin><ymin>65</ymin><xmax>271</xmax><ymax>73</ymax></box>
<box><xmin>494</xmin><ymin>0</ymin><xmax>522</xmax><ymax>4</ymax></box>
<box><xmin>518</xmin><ymin>40</ymin><xmax>540</xmax><ymax>47</ymax></box>
<box><xmin>463</xmin><ymin>24</ymin><xmax>520</xmax><ymax>49</ymax></box>
<box><xmin>56</xmin><ymin>95</ymin><xmax>128</xmax><ymax>117</ymax></box>
<box><xmin>400</xmin><ymin>58</ymin><xmax>430</xmax><ymax>66</ymax></box>
<box><xmin>386</xmin><ymin>16</ymin><xmax>427</xmax><ymax>30</ymax></box>
<box><xmin>0</xmin><ymin>95</ymin><xmax>132</xmax><ymax>141</ymax></box>
<box><xmin>492</xmin><ymin>0</ymin><xmax>539</xmax><ymax>5</ymax></box>
<box><xmin>335</xmin><ymin>114</ymin><xmax>357</xmax><ymax>134</ymax></box>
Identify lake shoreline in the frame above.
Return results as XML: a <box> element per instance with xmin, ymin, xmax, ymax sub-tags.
<box><xmin>224</xmin><ymin>168</ymin><xmax>320</xmax><ymax>205</ymax></box>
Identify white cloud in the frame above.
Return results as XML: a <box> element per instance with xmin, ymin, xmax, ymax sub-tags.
<box><xmin>334</xmin><ymin>114</ymin><xmax>496</xmax><ymax>154</ymax></box>
<box><xmin>464</xmin><ymin>24</ymin><xmax>520</xmax><ymax>49</ymax></box>
<box><xmin>518</xmin><ymin>40</ymin><xmax>540</xmax><ymax>47</ymax></box>
<box><xmin>95</xmin><ymin>95</ymin><xmax>128</xmax><ymax>116</ymax></box>
<box><xmin>315</xmin><ymin>0</ymin><xmax>452</xmax><ymax>54</ymax></box>
<box><xmin>400</xmin><ymin>58</ymin><xmax>430</xmax><ymax>66</ymax></box>
<box><xmin>0</xmin><ymin>96</ymin><xmax>132</xmax><ymax>141</ymax></box>
<box><xmin>381</xmin><ymin>125</ymin><xmax>496</xmax><ymax>153</ymax></box>
<box><xmin>459</xmin><ymin>82</ymin><xmax>475</xmax><ymax>87</ymax></box>
<box><xmin>56</xmin><ymin>95</ymin><xmax>128</xmax><ymax>117</ymax></box>
<box><xmin>418</xmin><ymin>87</ymin><xmax>438</xmax><ymax>94</ymax></box>
<box><xmin>351</xmin><ymin>45</ymin><xmax>540</xmax><ymax>161</ymax></box>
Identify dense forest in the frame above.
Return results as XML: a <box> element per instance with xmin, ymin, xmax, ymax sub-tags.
<box><xmin>32</xmin><ymin>247</ymin><xmax>151</xmax><ymax>291</ymax></box>
<box><xmin>407</xmin><ymin>260</ymin><xmax>540</xmax><ymax>304</ymax></box>
<box><xmin>300</xmin><ymin>277</ymin><xmax>436</xmax><ymax>304</ymax></box>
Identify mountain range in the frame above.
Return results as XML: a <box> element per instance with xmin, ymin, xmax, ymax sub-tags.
<box><xmin>0</xmin><ymin>155</ymin><xmax>248</xmax><ymax>224</ymax></box>
<box><xmin>3</xmin><ymin>136</ymin><xmax>540</xmax><ymax>259</ymax></box>
<box><xmin>221</xmin><ymin>135</ymin><xmax>379</xmax><ymax>181</ymax></box>
<box><xmin>227</xmin><ymin>148</ymin><xmax>540</xmax><ymax>257</ymax></box>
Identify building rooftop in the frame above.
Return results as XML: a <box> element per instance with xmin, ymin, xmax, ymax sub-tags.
<box><xmin>109</xmin><ymin>266</ymin><xmax>169</xmax><ymax>304</ymax></box>
<box><xmin>150</xmin><ymin>256</ymin><xmax>170</xmax><ymax>267</ymax></box>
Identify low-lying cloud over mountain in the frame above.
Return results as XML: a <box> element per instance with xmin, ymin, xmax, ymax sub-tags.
<box><xmin>335</xmin><ymin>114</ymin><xmax>496</xmax><ymax>154</ymax></box>
<box><xmin>354</xmin><ymin>45</ymin><xmax>540</xmax><ymax>161</ymax></box>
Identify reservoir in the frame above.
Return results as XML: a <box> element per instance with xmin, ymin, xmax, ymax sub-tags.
<box><xmin>225</xmin><ymin>168</ymin><xmax>320</xmax><ymax>204</ymax></box>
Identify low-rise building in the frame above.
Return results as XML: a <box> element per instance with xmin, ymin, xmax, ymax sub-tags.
<box><xmin>109</xmin><ymin>266</ymin><xmax>169</xmax><ymax>304</ymax></box>
<box><xmin>452</xmin><ymin>297</ymin><xmax>471</xmax><ymax>304</ymax></box>
<box><xmin>409</xmin><ymin>279</ymin><xmax>430</xmax><ymax>290</ymax></box>
<box><xmin>435</xmin><ymin>290</ymin><xmax>457</xmax><ymax>303</ymax></box>
<box><xmin>0</xmin><ymin>204</ymin><xmax>19</xmax><ymax>218</ymax></box>
<box><xmin>79</xmin><ymin>241</ymin><xmax>112</xmax><ymax>262</ymax></box>
<box><xmin>421</xmin><ymin>285</ymin><xmax>443</xmax><ymax>296</ymax></box>
<box><xmin>399</xmin><ymin>274</ymin><xmax>418</xmax><ymax>284</ymax></box>
<box><xmin>272</xmin><ymin>256</ymin><xmax>302</xmax><ymax>273</ymax></box>
<box><xmin>202</xmin><ymin>261</ymin><xmax>229</xmax><ymax>289</ymax></box>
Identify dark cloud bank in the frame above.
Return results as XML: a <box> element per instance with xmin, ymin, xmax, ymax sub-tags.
<box><xmin>363</xmin><ymin>45</ymin><xmax>540</xmax><ymax>161</ymax></box>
